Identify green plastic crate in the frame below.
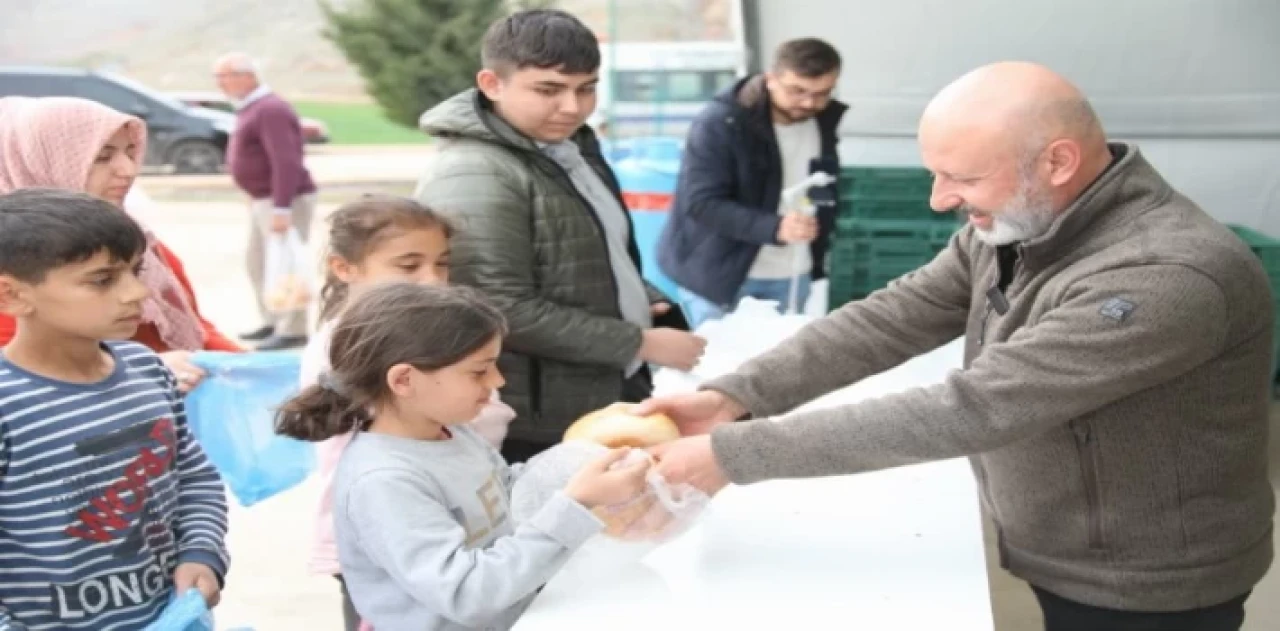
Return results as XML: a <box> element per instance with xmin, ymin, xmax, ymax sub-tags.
<box><xmin>1228</xmin><ymin>225</ymin><xmax>1280</xmax><ymax>381</ymax></box>
<box><xmin>828</xmin><ymin>264</ymin><xmax>931</xmax><ymax>305</ymax></box>
<box><xmin>833</xmin><ymin>218</ymin><xmax>958</xmax><ymax>253</ymax></box>
<box><xmin>836</xmin><ymin>196</ymin><xmax>958</xmax><ymax>223</ymax></box>
<box><xmin>838</xmin><ymin>166</ymin><xmax>934</xmax><ymax>199</ymax></box>
<box><xmin>835</xmin><ymin>166</ymin><xmax>957</xmax><ymax>223</ymax></box>
<box><xmin>1230</xmin><ymin>225</ymin><xmax>1280</xmax><ymax>293</ymax></box>
<box><xmin>826</xmin><ymin>219</ymin><xmax>957</xmax><ymax>309</ymax></box>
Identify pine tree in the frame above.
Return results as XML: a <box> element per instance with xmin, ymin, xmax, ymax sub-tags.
<box><xmin>320</xmin><ymin>0</ymin><xmax>553</xmax><ymax>128</ymax></box>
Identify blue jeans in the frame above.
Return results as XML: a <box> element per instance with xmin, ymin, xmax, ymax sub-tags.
<box><xmin>678</xmin><ymin>275</ymin><xmax>812</xmax><ymax>328</ymax></box>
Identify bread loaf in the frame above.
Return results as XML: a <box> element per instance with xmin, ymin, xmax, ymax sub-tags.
<box><xmin>563</xmin><ymin>403</ymin><xmax>680</xmax><ymax>448</ymax></box>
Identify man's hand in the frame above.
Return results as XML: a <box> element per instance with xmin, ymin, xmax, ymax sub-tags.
<box><xmin>633</xmin><ymin>389</ymin><xmax>745</xmax><ymax>436</ymax></box>
<box><xmin>777</xmin><ymin>212</ymin><xmax>818</xmax><ymax>244</ymax></box>
<box><xmin>650</xmin><ymin>301</ymin><xmax>672</xmax><ymax>317</ymax></box>
<box><xmin>650</xmin><ymin>435</ymin><xmax>730</xmax><ymax>496</ymax></box>
<box><xmin>174</xmin><ymin>562</ymin><xmax>221</xmax><ymax>608</ymax></box>
<box><xmin>270</xmin><ymin>212</ymin><xmax>292</xmax><ymax>234</ymax></box>
<box><xmin>638</xmin><ymin>328</ymin><xmax>707</xmax><ymax>372</ymax></box>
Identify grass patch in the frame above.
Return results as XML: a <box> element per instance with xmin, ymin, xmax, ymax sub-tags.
<box><xmin>294</xmin><ymin>101</ymin><xmax>426</xmax><ymax>145</ymax></box>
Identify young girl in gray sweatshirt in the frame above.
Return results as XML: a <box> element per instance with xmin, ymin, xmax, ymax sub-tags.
<box><xmin>276</xmin><ymin>283</ymin><xmax>652</xmax><ymax>631</ymax></box>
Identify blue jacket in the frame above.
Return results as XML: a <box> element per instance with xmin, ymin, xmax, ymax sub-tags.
<box><xmin>658</xmin><ymin>75</ymin><xmax>847</xmax><ymax>305</ymax></box>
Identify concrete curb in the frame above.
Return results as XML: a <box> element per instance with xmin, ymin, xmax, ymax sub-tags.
<box><xmin>137</xmin><ymin>179</ymin><xmax>417</xmax><ymax>206</ymax></box>
<box><xmin>138</xmin><ymin>175</ymin><xmax>419</xmax><ymax>190</ymax></box>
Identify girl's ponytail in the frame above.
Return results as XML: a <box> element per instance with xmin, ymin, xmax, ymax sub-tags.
<box><xmin>275</xmin><ymin>374</ymin><xmax>370</xmax><ymax>441</ymax></box>
<box><xmin>278</xmin><ymin>282</ymin><xmax>507</xmax><ymax>443</ymax></box>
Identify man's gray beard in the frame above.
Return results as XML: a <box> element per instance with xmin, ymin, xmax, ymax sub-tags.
<box><xmin>968</xmin><ymin>177</ymin><xmax>1057</xmax><ymax>246</ymax></box>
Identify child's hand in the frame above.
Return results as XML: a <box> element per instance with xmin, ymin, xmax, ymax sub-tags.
<box><xmin>160</xmin><ymin>351</ymin><xmax>206</xmax><ymax>393</ymax></box>
<box><xmin>174</xmin><ymin>562</ymin><xmax>221</xmax><ymax>608</ymax></box>
<box><xmin>564</xmin><ymin>447</ymin><xmax>651</xmax><ymax>509</ymax></box>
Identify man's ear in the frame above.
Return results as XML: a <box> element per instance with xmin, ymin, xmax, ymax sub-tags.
<box><xmin>0</xmin><ymin>276</ymin><xmax>33</xmax><ymax>317</ymax></box>
<box><xmin>1045</xmin><ymin>138</ymin><xmax>1084</xmax><ymax>188</ymax></box>
<box><xmin>477</xmin><ymin>69</ymin><xmax>503</xmax><ymax>101</ymax></box>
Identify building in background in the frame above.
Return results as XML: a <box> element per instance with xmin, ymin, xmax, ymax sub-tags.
<box><xmin>595</xmin><ymin>40</ymin><xmax>746</xmax><ymax>138</ymax></box>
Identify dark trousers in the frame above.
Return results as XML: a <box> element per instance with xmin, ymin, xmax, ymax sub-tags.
<box><xmin>501</xmin><ymin>366</ymin><xmax>654</xmax><ymax>465</ymax></box>
<box><xmin>1034</xmin><ymin>586</ymin><xmax>1249</xmax><ymax>631</ymax></box>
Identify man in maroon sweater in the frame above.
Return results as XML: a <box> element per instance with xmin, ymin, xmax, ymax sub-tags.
<box><xmin>214</xmin><ymin>52</ymin><xmax>316</xmax><ymax>350</ymax></box>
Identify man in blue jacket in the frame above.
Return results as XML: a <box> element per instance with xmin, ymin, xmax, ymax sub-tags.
<box><xmin>658</xmin><ymin>38</ymin><xmax>846</xmax><ymax>326</ymax></box>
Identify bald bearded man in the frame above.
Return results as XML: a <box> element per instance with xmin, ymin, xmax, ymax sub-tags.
<box><xmin>640</xmin><ymin>62</ymin><xmax>1274</xmax><ymax>629</ymax></box>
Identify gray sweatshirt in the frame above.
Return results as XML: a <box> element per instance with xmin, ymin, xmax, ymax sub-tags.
<box><xmin>706</xmin><ymin>144</ymin><xmax>1275</xmax><ymax>612</ymax></box>
<box><xmin>332</xmin><ymin>426</ymin><xmax>603</xmax><ymax>631</ymax></box>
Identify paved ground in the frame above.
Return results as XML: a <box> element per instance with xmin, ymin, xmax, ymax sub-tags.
<box><xmin>134</xmin><ymin>188</ymin><xmax>1280</xmax><ymax>630</ymax></box>
<box><xmin>131</xmin><ymin>198</ymin><xmax>343</xmax><ymax>631</ymax></box>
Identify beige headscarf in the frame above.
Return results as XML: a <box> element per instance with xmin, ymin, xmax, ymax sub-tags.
<box><xmin>0</xmin><ymin>96</ymin><xmax>206</xmax><ymax>351</ymax></box>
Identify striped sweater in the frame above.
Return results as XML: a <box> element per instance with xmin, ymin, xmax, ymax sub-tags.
<box><xmin>0</xmin><ymin>341</ymin><xmax>230</xmax><ymax>630</ymax></box>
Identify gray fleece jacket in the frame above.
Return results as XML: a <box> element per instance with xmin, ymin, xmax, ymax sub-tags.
<box><xmin>706</xmin><ymin>144</ymin><xmax>1275</xmax><ymax>612</ymax></box>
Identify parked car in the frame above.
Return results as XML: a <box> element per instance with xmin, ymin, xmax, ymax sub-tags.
<box><xmin>0</xmin><ymin>66</ymin><xmax>232</xmax><ymax>174</ymax></box>
<box><xmin>170</xmin><ymin>91</ymin><xmax>330</xmax><ymax>144</ymax></box>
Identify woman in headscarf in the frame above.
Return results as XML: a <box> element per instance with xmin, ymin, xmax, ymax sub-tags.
<box><xmin>0</xmin><ymin>96</ymin><xmax>241</xmax><ymax>391</ymax></box>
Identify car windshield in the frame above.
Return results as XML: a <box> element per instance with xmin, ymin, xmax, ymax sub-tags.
<box><xmin>98</xmin><ymin>72</ymin><xmax>187</xmax><ymax>111</ymax></box>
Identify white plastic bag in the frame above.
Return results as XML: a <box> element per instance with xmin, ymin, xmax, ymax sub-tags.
<box><xmin>654</xmin><ymin>296</ymin><xmax>818</xmax><ymax>395</ymax></box>
<box><xmin>511</xmin><ymin>441</ymin><xmax>710</xmax><ymax>545</ymax></box>
<box><xmin>691</xmin><ymin>296</ymin><xmax>815</xmax><ymax>380</ymax></box>
<box><xmin>263</xmin><ymin>227</ymin><xmax>311</xmax><ymax>314</ymax></box>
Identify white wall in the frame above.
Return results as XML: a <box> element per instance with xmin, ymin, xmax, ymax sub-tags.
<box><xmin>751</xmin><ymin>0</ymin><xmax>1280</xmax><ymax>234</ymax></box>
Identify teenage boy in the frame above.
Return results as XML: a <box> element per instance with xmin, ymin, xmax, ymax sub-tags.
<box><xmin>414</xmin><ymin>9</ymin><xmax>705</xmax><ymax>463</ymax></box>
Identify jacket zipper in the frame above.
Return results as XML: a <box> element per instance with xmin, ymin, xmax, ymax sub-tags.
<box><xmin>978</xmin><ymin>304</ymin><xmax>994</xmax><ymax>347</ymax></box>
<box><xmin>978</xmin><ymin>253</ymin><xmax>1024</xmax><ymax>347</ymax></box>
<box><xmin>1071</xmin><ymin>419</ymin><xmax>1105</xmax><ymax>549</ymax></box>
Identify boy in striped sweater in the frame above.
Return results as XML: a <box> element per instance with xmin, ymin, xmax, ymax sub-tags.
<box><xmin>0</xmin><ymin>189</ymin><xmax>230</xmax><ymax>630</ymax></box>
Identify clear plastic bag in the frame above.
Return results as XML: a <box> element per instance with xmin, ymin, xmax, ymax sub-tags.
<box><xmin>263</xmin><ymin>227</ymin><xmax>312</xmax><ymax>314</ymax></box>
<box><xmin>511</xmin><ymin>441</ymin><xmax>710</xmax><ymax>545</ymax></box>
<box><xmin>186</xmin><ymin>351</ymin><xmax>315</xmax><ymax>507</ymax></box>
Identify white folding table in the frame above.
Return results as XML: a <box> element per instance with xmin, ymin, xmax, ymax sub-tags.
<box><xmin>514</xmin><ymin>339</ymin><xmax>995</xmax><ymax>630</ymax></box>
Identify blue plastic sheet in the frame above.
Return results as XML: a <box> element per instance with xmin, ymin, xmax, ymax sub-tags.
<box><xmin>601</xmin><ymin>136</ymin><xmax>684</xmax><ymax>164</ymax></box>
<box><xmin>143</xmin><ymin>588</ymin><xmax>213</xmax><ymax>631</ymax></box>
<box><xmin>185</xmin><ymin>351</ymin><xmax>314</xmax><ymax>507</ymax></box>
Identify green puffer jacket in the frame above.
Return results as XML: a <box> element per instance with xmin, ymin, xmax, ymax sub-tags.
<box><xmin>414</xmin><ymin>90</ymin><xmax>680</xmax><ymax>445</ymax></box>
